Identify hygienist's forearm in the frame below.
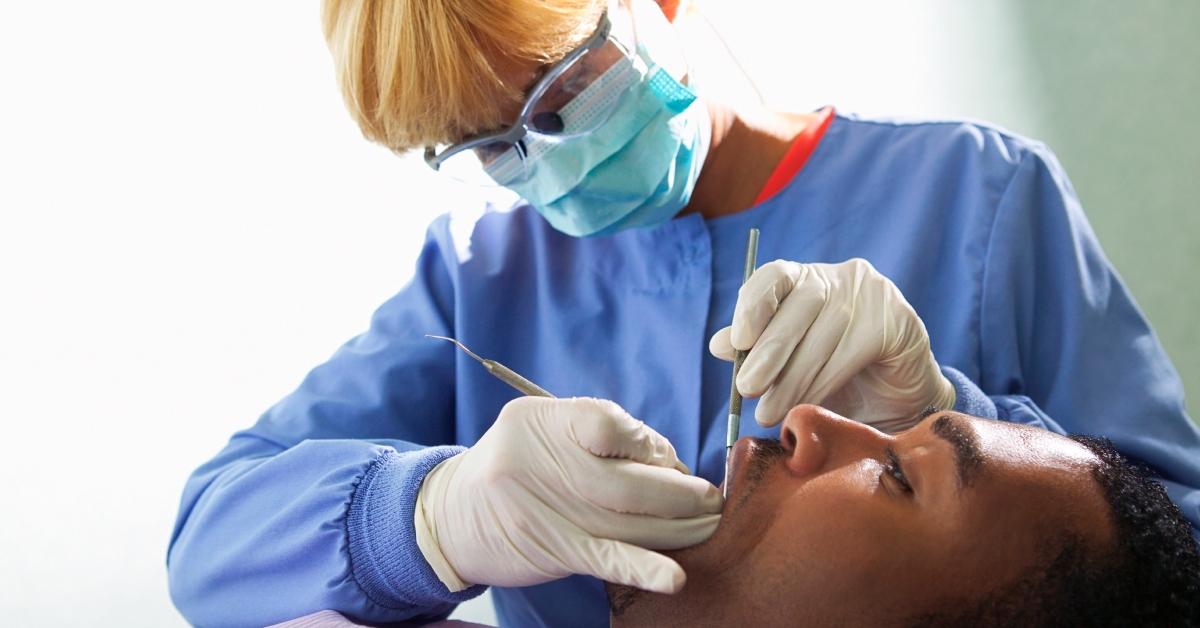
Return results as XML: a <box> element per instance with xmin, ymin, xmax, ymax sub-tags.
<box><xmin>167</xmin><ymin>436</ymin><xmax>482</xmax><ymax>627</ymax></box>
<box><xmin>973</xmin><ymin>144</ymin><xmax>1200</xmax><ymax>536</ymax></box>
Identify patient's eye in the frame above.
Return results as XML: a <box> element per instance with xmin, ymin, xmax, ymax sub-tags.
<box><xmin>883</xmin><ymin>447</ymin><xmax>912</xmax><ymax>493</ymax></box>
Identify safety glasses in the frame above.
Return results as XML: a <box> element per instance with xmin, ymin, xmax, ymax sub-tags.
<box><xmin>423</xmin><ymin>4</ymin><xmax>641</xmax><ymax>185</ymax></box>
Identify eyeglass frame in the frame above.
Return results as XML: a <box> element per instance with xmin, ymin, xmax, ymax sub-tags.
<box><xmin>423</xmin><ymin>11</ymin><xmax>616</xmax><ymax>172</ymax></box>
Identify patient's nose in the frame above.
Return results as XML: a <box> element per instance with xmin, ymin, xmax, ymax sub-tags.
<box><xmin>779</xmin><ymin>404</ymin><xmax>889</xmax><ymax>476</ymax></box>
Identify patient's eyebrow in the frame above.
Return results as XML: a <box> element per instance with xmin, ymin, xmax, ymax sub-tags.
<box><xmin>932</xmin><ymin>414</ymin><xmax>985</xmax><ymax>488</ymax></box>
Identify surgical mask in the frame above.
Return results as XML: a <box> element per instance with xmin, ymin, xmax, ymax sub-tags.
<box><xmin>485</xmin><ymin>55</ymin><xmax>711</xmax><ymax>237</ymax></box>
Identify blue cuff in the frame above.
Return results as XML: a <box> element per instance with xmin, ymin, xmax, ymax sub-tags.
<box><xmin>942</xmin><ymin>366</ymin><xmax>998</xmax><ymax>419</ymax></box>
<box><xmin>988</xmin><ymin>395</ymin><xmax>1068</xmax><ymax>434</ymax></box>
<box><xmin>346</xmin><ymin>446</ymin><xmax>487</xmax><ymax>614</ymax></box>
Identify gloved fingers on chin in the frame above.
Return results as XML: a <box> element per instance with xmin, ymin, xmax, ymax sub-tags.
<box><xmin>730</xmin><ymin>260</ymin><xmax>803</xmax><ymax>351</ymax></box>
<box><xmin>581</xmin><ymin>457</ymin><xmax>723</xmax><ymax>518</ymax></box>
<box><xmin>569</xmin><ymin>536</ymin><xmax>687</xmax><ymax>595</ymax></box>
<box><xmin>573</xmin><ymin>510</ymin><xmax>721</xmax><ymax>550</ymax></box>
<box><xmin>568</xmin><ymin>397</ymin><xmax>688</xmax><ymax>473</ymax></box>
<box><xmin>634</xmin><ymin>512</ymin><xmax>721</xmax><ymax>550</ymax></box>
<box><xmin>708</xmin><ymin>326</ymin><xmax>736</xmax><ymax>361</ymax></box>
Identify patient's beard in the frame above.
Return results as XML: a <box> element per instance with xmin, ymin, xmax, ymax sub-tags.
<box><xmin>607</xmin><ymin>438</ymin><xmax>789</xmax><ymax>626</ymax></box>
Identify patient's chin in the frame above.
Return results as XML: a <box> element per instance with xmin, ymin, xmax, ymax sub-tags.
<box><xmin>605</xmin><ymin>579</ymin><xmax>703</xmax><ymax>627</ymax></box>
<box><xmin>604</xmin><ymin>540</ymin><xmax>715</xmax><ymax>624</ymax></box>
<box><xmin>628</xmin><ymin>439</ymin><xmax>781</xmax><ymax>568</ymax></box>
<box><xmin>690</xmin><ymin>438</ymin><xmax>786</xmax><ymax>555</ymax></box>
<box><xmin>605</xmin><ymin>440</ymin><xmax>789</xmax><ymax>626</ymax></box>
<box><xmin>606</xmin><ymin>575</ymin><xmax>729</xmax><ymax>628</ymax></box>
<box><xmin>605</xmin><ymin>580</ymin><xmax>644</xmax><ymax>619</ymax></box>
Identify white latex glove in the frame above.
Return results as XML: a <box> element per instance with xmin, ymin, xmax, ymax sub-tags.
<box><xmin>414</xmin><ymin>396</ymin><xmax>722</xmax><ymax>595</ymax></box>
<box><xmin>710</xmin><ymin>258</ymin><xmax>955</xmax><ymax>431</ymax></box>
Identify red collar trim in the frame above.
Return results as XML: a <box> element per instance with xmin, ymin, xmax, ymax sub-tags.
<box><xmin>751</xmin><ymin>106</ymin><xmax>835</xmax><ymax>206</ymax></box>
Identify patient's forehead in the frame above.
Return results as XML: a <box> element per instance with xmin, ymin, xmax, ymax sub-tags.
<box><xmin>897</xmin><ymin>413</ymin><xmax>1103</xmax><ymax>505</ymax></box>
<box><xmin>887</xmin><ymin>415</ymin><xmax>1114</xmax><ymax>609</ymax></box>
<box><xmin>970</xmin><ymin>417</ymin><xmax>1100</xmax><ymax>470</ymax></box>
<box><xmin>950</xmin><ymin>416</ymin><xmax>1113</xmax><ymax>548</ymax></box>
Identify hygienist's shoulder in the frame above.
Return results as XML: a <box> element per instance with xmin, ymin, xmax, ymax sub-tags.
<box><xmin>833</xmin><ymin>110</ymin><xmax>1054</xmax><ymax>171</ymax></box>
<box><xmin>427</xmin><ymin>189</ymin><xmax>549</xmax><ymax>271</ymax></box>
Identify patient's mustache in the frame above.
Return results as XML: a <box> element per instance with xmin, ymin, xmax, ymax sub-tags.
<box><xmin>746</xmin><ymin>438</ymin><xmax>787</xmax><ymax>484</ymax></box>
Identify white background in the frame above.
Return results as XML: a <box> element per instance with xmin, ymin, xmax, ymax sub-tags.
<box><xmin>1</xmin><ymin>1</ymin><xmax>1194</xmax><ymax>626</ymax></box>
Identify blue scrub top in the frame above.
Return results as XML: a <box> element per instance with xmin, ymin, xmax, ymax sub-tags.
<box><xmin>168</xmin><ymin>113</ymin><xmax>1200</xmax><ymax>628</ymax></box>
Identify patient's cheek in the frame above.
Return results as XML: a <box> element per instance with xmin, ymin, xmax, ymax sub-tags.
<box><xmin>752</xmin><ymin>487</ymin><xmax>919</xmax><ymax>598</ymax></box>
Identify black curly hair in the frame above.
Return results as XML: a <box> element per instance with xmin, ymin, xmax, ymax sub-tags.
<box><xmin>912</xmin><ymin>435</ymin><xmax>1200</xmax><ymax>627</ymax></box>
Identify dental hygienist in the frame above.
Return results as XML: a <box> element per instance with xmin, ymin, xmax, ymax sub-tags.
<box><xmin>167</xmin><ymin>0</ymin><xmax>1200</xmax><ymax>626</ymax></box>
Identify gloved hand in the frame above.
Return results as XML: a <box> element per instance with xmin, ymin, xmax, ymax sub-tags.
<box><xmin>710</xmin><ymin>258</ymin><xmax>955</xmax><ymax>431</ymax></box>
<box><xmin>414</xmin><ymin>396</ymin><xmax>722</xmax><ymax>595</ymax></box>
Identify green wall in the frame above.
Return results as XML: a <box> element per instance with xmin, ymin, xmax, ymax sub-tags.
<box><xmin>1005</xmin><ymin>1</ymin><xmax>1200</xmax><ymax>418</ymax></box>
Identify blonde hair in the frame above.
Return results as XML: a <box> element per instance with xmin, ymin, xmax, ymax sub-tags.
<box><xmin>322</xmin><ymin>0</ymin><xmax>606</xmax><ymax>152</ymax></box>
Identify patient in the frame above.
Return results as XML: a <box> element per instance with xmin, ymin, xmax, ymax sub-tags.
<box><xmin>607</xmin><ymin>405</ymin><xmax>1200</xmax><ymax>627</ymax></box>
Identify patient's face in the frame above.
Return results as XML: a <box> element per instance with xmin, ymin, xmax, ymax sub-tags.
<box><xmin>608</xmin><ymin>406</ymin><xmax>1113</xmax><ymax>627</ymax></box>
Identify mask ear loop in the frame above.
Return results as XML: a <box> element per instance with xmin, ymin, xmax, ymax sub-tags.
<box><xmin>626</xmin><ymin>0</ymin><xmax>690</xmax><ymax>88</ymax></box>
<box><xmin>612</xmin><ymin>0</ymin><xmax>640</xmax><ymax>58</ymax></box>
<box><xmin>676</xmin><ymin>1</ymin><xmax>767</xmax><ymax>106</ymax></box>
